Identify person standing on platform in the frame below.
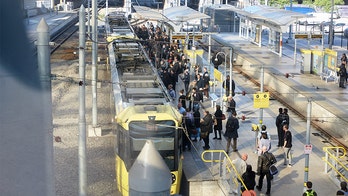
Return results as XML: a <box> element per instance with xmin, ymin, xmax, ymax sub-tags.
<box><xmin>182</xmin><ymin>69</ymin><xmax>190</xmax><ymax>93</ymax></box>
<box><xmin>283</xmin><ymin>124</ymin><xmax>293</xmax><ymax>167</ymax></box>
<box><xmin>224</xmin><ymin>111</ymin><xmax>239</xmax><ymax>153</ymax></box>
<box><xmin>256</xmin><ymin>146</ymin><xmax>276</xmax><ymax>196</ymax></box>
<box><xmin>223</xmin><ymin>75</ymin><xmax>235</xmax><ymax>97</ymax></box>
<box><xmin>302</xmin><ymin>181</ymin><xmax>317</xmax><ymax>196</ymax></box>
<box><xmin>338</xmin><ymin>63</ymin><xmax>347</xmax><ymax>88</ymax></box>
<box><xmin>213</xmin><ymin>105</ymin><xmax>223</xmax><ymax>140</ymax></box>
<box><xmin>233</xmin><ymin>153</ymin><xmax>248</xmax><ymax>176</ymax></box>
<box><xmin>226</xmin><ymin>95</ymin><xmax>236</xmax><ymax>117</ymax></box>
<box><xmin>336</xmin><ymin>181</ymin><xmax>348</xmax><ymax>195</ymax></box>
<box><xmin>178</xmin><ymin>89</ymin><xmax>186</xmax><ymax>109</ymax></box>
<box><xmin>241</xmin><ymin>164</ymin><xmax>256</xmax><ymax>193</ymax></box>
<box><xmin>276</xmin><ymin>108</ymin><xmax>284</xmax><ymax>147</ymax></box>
<box><xmin>202</xmin><ymin>67</ymin><xmax>210</xmax><ymax>98</ymax></box>
<box><xmin>200</xmin><ymin>110</ymin><xmax>213</xmax><ymax>150</ymax></box>
<box><xmin>282</xmin><ymin>108</ymin><xmax>290</xmax><ymax>127</ymax></box>
<box><xmin>192</xmin><ymin>108</ymin><xmax>200</xmax><ymax>142</ymax></box>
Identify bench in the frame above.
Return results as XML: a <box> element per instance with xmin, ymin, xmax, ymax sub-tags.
<box><xmin>320</xmin><ymin>69</ymin><xmax>338</xmax><ymax>83</ymax></box>
<box><xmin>209</xmin><ymin>93</ymin><xmax>219</xmax><ymax>108</ymax></box>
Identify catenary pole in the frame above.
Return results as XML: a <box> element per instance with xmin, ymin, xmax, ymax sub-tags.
<box><xmin>78</xmin><ymin>5</ymin><xmax>87</xmax><ymax>196</ymax></box>
<box><xmin>92</xmin><ymin>0</ymin><xmax>98</xmax><ymax>127</ymax></box>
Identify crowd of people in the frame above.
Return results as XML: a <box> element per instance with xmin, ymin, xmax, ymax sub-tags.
<box><xmin>133</xmin><ymin>22</ymin><xmax>346</xmax><ymax>196</ymax></box>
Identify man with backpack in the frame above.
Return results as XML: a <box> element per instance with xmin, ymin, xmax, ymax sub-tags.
<box><xmin>256</xmin><ymin>146</ymin><xmax>277</xmax><ymax>196</ymax></box>
<box><xmin>302</xmin><ymin>181</ymin><xmax>317</xmax><ymax>196</ymax></box>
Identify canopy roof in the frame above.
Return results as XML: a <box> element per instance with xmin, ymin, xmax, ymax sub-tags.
<box><xmin>209</xmin><ymin>4</ymin><xmax>308</xmax><ymax>32</ymax></box>
<box><xmin>132</xmin><ymin>6</ymin><xmax>210</xmax><ymax>32</ymax></box>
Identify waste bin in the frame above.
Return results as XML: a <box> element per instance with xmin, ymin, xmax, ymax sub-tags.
<box><xmin>300</xmin><ymin>49</ymin><xmax>311</xmax><ymax>74</ymax></box>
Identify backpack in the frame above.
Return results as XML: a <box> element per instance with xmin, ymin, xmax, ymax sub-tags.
<box><xmin>305</xmin><ymin>190</ymin><xmax>315</xmax><ymax>196</ymax></box>
<box><xmin>281</xmin><ymin>114</ymin><xmax>289</xmax><ymax>126</ymax></box>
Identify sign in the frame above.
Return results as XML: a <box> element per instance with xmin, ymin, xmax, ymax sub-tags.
<box><xmin>253</xmin><ymin>92</ymin><xmax>270</xmax><ymax>108</ymax></box>
<box><xmin>304</xmin><ymin>144</ymin><xmax>312</xmax><ymax>154</ymax></box>
<box><xmin>295</xmin><ymin>34</ymin><xmax>309</xmax><ymax>39</ymax></box>
<box><xmin>172</xmin><ymin>34</ymin><xmax>203</xmax><ymax>40</ymax></box>
<box><xmin>172</xmin><ymin>35</ymin><xmax>186</xmax><ymax>40</ymax></box>
<box><xmin>311</xmin><ymin>34</ymin><xmax>323</xmax><ymax>39</ymax></box>
<box><xmin>213</xmin><ymin>69</ymin><xmax>223</xmax><ymax>82</ymax></box>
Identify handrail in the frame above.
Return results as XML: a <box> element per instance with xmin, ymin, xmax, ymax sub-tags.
<box><xmin>201</xmin><ymin>150</ymin><xmax>248</xmax><ymax>192</ymax></box>
<box><xmin>322</xmin><ymin>147</ymin><xmax>348</xmax><ymax>183</ymax></box>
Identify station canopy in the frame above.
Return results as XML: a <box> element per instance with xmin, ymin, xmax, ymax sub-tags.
<box><xmin>221</xmin><ymin>5</ymin><xmax>308</xmax><ymax>32</ymax></box>
<box><xmin>132</xmin><ymin>6</ymin><xmax>210</xmax><ymax>32</ymax></box>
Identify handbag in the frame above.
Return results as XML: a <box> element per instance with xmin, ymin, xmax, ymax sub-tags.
<box><xmin>269</xmin><ymin>164</ymin><xmax>278</xmax><ymax>175</ymax></box>
<box><xmin>222</xmin><ymin>113</ymin><xmax>226</xmax><ymax>120</ymax></box>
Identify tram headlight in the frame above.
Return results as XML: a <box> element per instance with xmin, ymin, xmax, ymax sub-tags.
<box><xmin>171</xmin><ymin>173</ymin><xmax>176</xmax><ymax>184</ymax></box>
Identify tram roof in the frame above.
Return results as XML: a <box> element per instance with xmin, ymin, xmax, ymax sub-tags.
<box><xmin>132</xmin><ymin>6</ymin><xmax>210</xmax><ymax>32</ymax></box>
<box><xmin>209</xmin><ymin>4</ymin><xmax>307</xmax><ymax>32</ymax></box>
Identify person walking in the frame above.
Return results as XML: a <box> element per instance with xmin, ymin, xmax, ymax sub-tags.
<box><xmin>224</xmin><ymin>111</ymin><xmax>239</xmax><ymax>153</ymax></box>
<box><xmin>256</xmin><ymin>146</ymin><xmax>277</xmax><ymax>196</ymax></box>
<box><xmin>275</xmin><ymin>108</ymin><xmax>284</xmax><ymax>147</ymax></box>
<box><xmin>283</xmin><ymin>124</ymin><xmax>293</xmax><ymax>167</ymax></box>
<box><xmin>336</xmin><ymin>181</ymin><xmax>348</xmax><ymax>195</ymax></box>
<box><xmin>232</xmin><ymin>153</ymin><xmax>248</xmax><ymax>194</ymax></box>
<box><xmin>302</xmin><ymin>181</ymin><xmax>317</xmax><ymax>196</ymax></box>
<box><xmin>213</xmin><ymin>105</ymin><xmax>223</xmax><ymax>140</ymax></box>
<box><xmin>200</xmin><ymin>110</ymin><xmax>213</xmax><ymax>150</ymax></box>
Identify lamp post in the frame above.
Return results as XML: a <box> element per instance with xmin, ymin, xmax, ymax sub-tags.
<box><xmin>215</xmin><ymin>52</ymin><xmax>226</xmax><ymax>111</ymax></box>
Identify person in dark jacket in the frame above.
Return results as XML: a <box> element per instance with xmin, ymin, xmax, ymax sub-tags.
<box><xmin>226</xmin><ymin>95</ymin><xmax>236</xmax><ymax>116</ymax></box>
<box><xmin>224</xmin><ymin>111</ymin><xmax>239</xmax><ymax>153</ymax></box>
<box><xmin>213</xmin><ymin>105</ymin><xmax>223</xmax><ymax>140</ymax></box>
<box><xmin>256</xmin><ymin>146</ymin><xmax>276</xmax><ymax>196</ymax></box>
<box><xmin>193</xmin><ymin>109</ymin><xmax>201</xmax><ymax>142</ymax></box>
<box><xmin>275</xmin><ymin>108</ymin><xmax>284</xmax><ymax>147</ymax></box>
<box><xmin>338</xmin><ymin>63</ymin><xmax>347</xmax><ymax>88</ymax></box>
<box><xmin>241</xmin><ymin>164</ymin><xmax>256</xmax><ymax>193</ymax></box>
<box><xmin>200</xmin><ymin>110</ymin><xmax>213</xmax><ymax>150</ymax></box>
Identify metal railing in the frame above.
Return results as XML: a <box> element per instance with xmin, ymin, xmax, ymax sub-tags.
<box><xmin>201</xmin><ymin>150</ymin><xmax>248</xmax><ymax>195</ymax></box>
<box><xmin>322</xmin><ymin>147</ymin><xmax>348</xmax><ymax>183</ymax></box>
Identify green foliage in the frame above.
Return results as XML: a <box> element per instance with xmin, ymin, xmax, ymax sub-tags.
<box><xmin>313</xmin><ymin>0</ymin><xmax>344</xmax><ymax>12</ymax></box>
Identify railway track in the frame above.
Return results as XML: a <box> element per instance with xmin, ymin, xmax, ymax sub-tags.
<box><xmin>197</xmin><ymin>40</ymin><xmax>348</xmax><ymax>152</ymax></box>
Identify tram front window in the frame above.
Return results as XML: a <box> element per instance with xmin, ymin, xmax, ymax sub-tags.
<box><xmin>129</xmin><ymin>121</ymin><xmax>176</xmax><ymax>170</ymax></box>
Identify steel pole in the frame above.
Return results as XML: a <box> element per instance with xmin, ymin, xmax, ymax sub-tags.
<box><xmin>92</xmin><ymin>0</ymin><xmax>98</xmax><ymax>127</ymax></box>
<box><xmin>304</xmin><ymin>100</ymin><xmax>312</xmax><ymax>185</ymax></box>
<box><xmin>229</xmin><ymin>48</ymin><xmax>233</xmax><ymax>96</ymax></box>
<box><xmin>257</xmin><ymin>66</ymin><xmax>264</xmax><ymax>150</ymax></box>
<box><xmin>87</xmin><ymin>0</ymin><xmax>90</xmax><ymax>39</ymax></box>
<box><xmin>209</xmin><ymin>35</ymin><xmax>214</xmax><ymax>93</ymax></box>
<box><xmin>329</xmin><ymin>0</ymin><xmax>334</xmax><ymax>49</ymax></box>
<box><xmin>78</xmin><ymin>5</ymin><xmax>87</xmax><ymax>196</ymax></box>
<box><xmin>36</xmin><ymin>18</ymin><xmax>55</xmax><ymax>195</ymax></box>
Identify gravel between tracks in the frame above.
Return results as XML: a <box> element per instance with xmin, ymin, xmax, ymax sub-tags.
<box><xmin>51</xmin><ymin>34</ymin><xmax>117</xmax><ymax>196</ymax></box>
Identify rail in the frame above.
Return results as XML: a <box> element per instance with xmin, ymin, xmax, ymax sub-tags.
<box><xmin>322</xmin><ymin>147</ymin><xmax>348</xmax><ymax>183</ymax></box>
<box><xmin>201</xmin><ymin>150</ymin><xmax>248</xmax><ymax>195</ymax></box>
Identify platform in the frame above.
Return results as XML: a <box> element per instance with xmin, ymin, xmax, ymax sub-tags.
<box><xmin>181</xmin><ymin>32</ymin><xmax>347</xmax><ymax>195</ymax></box>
